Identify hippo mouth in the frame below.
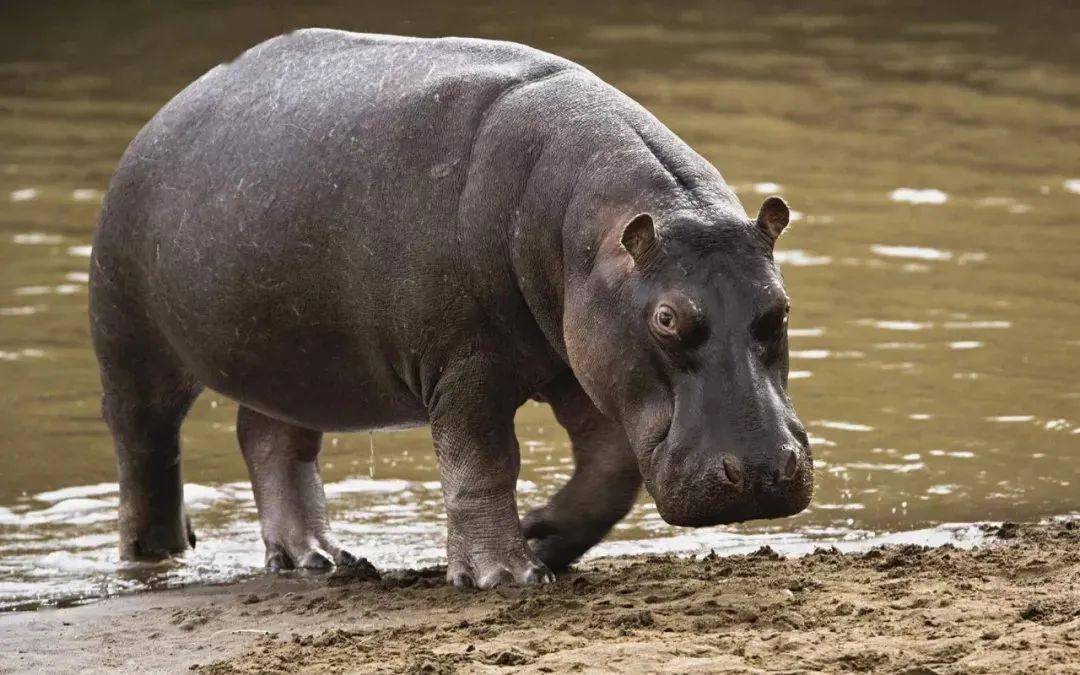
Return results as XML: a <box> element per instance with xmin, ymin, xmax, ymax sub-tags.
<box><xmin>641</xmin><ymin>429</ymin><xmax>814</xmax><ymax>528</ymax></box>
<box><xmin>656</xmin><ymin>484</ymin><xmax>813</xmax><ymax>528</ymax></box>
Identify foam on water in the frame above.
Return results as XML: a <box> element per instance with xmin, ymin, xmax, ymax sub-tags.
<box><xmin>34</xmin><ymin>483</ymin><xmax>118</xmax><ymax>502</ymax></box>
<box><xmin>72</xmin><ymin>188</ymin><xmax>102</xmax><ymax>202</ymax></box>
<box><xmin>753</xmin><ymin>181</ymin><xmax>782</xmax><ymax>193</ymax></box>
<box><xmin>12</xmin><ymin>233</ymin><xmax>64</xmax><ymax>245</ymax></box>
<box><xmin>943</xmin><ymin>320</ymin><xmax>1011</xmax><ymax>329</ymax></box>
<box><xmin>889</xmin><ymin>188</ymin><xmax>948</xmax><ymax>204</ymax></box>
<box><xmin>871</xmin><ymin>245</ymin><xmax>952</xmax><ymax>261</ymax></box>
<box><xmin>66</xmin><ymin>245</ymin><xmax>92</xmax><ymax>257</ymax></box>
<box><xmin>38</xmin><ymin>498</ymin><xmax>115</xmax><ymax>515</ymax></box>
<box><xmin>590</xmin><ymin>522</ymin><xmax>987</xmax><ymax>559</ymax></box>
<box><xmin>323</xmin><ymin>478</ymin><xmax>411</xmax><ymax>496</ymax></box>
<box><xmin>949</xmin><ymin>341</ymin><xmax>983</xmax><ymax>350</ymax></box>
<box><xmin>183</xmin><ymin>484</ymin><xmax>229</xmax><ymax>504</ymax></box>
<box><xmin>812</xmin><ymin>420</ymin><xmax>874</xmax><ymax>432</ymax></box>
<box><xmin>869</xmin><ymin>320</ymin><xmax>933</xmax><ymax>331</ymax></box>
<box><xmin>0</xmin><ymin>305</ymin><xmax>44</xmax><ymax>316</ymax></box>
<box><xmin>774</xmin><ymin>250</ymin><xmax>833</xmax><ymax>266</ymax></box>
<box><xmin>10</xmin><ymin>188</ymin><xmax>38</xmax><ymax>202</ymax></box>
<box><xmin>846</xmin><ymin>461</ymin><xmax>926</xmax><ymax>473</ymax></box>
<box><xmin>0</xmin><ymin>349</ymin><xmax>45</xmax><ymax>361</ymax></box>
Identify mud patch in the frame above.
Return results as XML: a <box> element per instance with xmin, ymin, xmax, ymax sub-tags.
<box><xmin>199</xmin><ymin>521</ymin><xmax>1080</xmax><ymax>674</ymax></box>
<box><xmin>1</xmin><ymin>521</ymin><xmax>1078</xmax><ymax>674</ymax></box>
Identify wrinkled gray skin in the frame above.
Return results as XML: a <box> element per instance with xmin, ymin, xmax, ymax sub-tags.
<box><xmin>89</xmin><ymin>29</ymin><xmax>812</xmax><ymax>589</ymax></box>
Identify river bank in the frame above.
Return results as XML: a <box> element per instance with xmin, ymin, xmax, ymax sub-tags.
<box><xmin>1</xmin><ymin>519</ymin><xmax>1077</xmax><ymax>674</ymax></box>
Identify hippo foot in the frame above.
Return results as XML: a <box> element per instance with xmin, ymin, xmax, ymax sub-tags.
<box><xmin>263</xmin><ymin>535</ymin><xmax>362</xmax><ymax>572</ymax></box>
<box><xmin>120</xmin><ymin>511</ymin><xmax>198</xmax><ymax>562</ymax></box>
<box><xmin>445</xmin><ymin>545</ymin><xmax>554</xmax><ymax>589</ymax></box>
<box><xmin>521</xmin><ymin>507</ymin><xmax>606</xmax><ymax>572</ymax></box>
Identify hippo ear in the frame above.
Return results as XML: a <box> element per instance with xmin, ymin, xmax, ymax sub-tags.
<box><xmin>755</xmin><ymin>196</ymin><xmax>790</xmax><ymax>242</ymax></box>
<box><xmin>620</xmin><ymin>213</ymin><xmax>658</xmax><ymax>265</ymax></box>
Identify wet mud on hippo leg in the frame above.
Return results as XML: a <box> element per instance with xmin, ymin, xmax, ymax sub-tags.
<box><xmin>236</xmin><ymin>406</ymin><xmax>360</xmax><ymax>571</ymax></box>
<box><xmin>522</xmin><ymin>375</ymin><xmax>641</xmax><ymax>570</ymax></box>
<box><xmin>429</xmin><ymin>359</ymin><xmax>554</xmax><ymax>589</ymax></box>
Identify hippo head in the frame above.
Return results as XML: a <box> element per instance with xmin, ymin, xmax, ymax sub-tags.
<box><xmin>563</xmin><ymin>196</ymin><xmax>812</xmax><ymax>527</ymax></box>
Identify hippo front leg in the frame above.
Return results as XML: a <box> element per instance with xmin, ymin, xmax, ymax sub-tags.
<box><xmin>522</xmin><ymin>375</ymin><xmax>642</xmax><ymax>570</ymax></box>
<box><xmin>429</xmin><ymin>365</ymin><xmax>553</xmax><ymax>589</ymax></box>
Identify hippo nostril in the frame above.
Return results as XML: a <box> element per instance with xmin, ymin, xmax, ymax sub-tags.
<box><xmin>722</xmin><ymin>456</ymin><xmax>743</xmax><ymax>485</ymax></box>
<box><xmin>791</xmin><ymin>425</ymin><xmax>810</xmax><ymax>450</ymax></box>
<box><xmin>777</xmin><ymin>446</ymin><xmax>799</xmax><ymax>483</ymax></box>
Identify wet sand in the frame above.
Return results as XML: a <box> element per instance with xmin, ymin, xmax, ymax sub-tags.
<box><xmin>1</xmin><ymin>520</ymin><xmax>1077</xmax><ymax>674</ymax></box>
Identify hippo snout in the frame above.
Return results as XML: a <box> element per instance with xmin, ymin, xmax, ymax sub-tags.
<box><xmin>647</xmin><ymin>441</ymin><xmax>813</xmax><ymax>528</ymax></box>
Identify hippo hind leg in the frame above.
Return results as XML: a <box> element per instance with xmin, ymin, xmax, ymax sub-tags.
<box><xmin>91</xmin><ymin>301</ymin><xmax>201</xmax><ymax>560</ymax></box>
<box><xmin>236</xmin><ymin>406</ymin><xmax>366</xmax><ymax>571</ymax></box>
<box><xmin>522</xmin><ymin>374</ymin><xmax>642</xmax><ymax>570</ymax></box>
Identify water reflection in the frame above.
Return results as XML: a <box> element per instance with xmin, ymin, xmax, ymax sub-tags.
<box><xmin>1</xmin><ymin>0</ymin><xmax>1078</xmax><ymax>609</ymax></box>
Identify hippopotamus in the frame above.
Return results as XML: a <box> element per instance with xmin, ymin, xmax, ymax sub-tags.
<box><xmin>89</xmin><ymin>29</ymin><xmax>812</xmax><ymax>589</ymax></box>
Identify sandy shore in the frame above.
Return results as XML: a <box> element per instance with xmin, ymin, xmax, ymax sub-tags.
<box><xmin>1</xmin><ymin>520</ymin><xmax>1077</xmax><ymax>674</ymax></box>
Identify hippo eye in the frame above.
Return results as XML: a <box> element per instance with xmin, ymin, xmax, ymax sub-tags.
<box><xmin>754</xmin><ymin>304</ymin><xmax>788</xmax><ymax>343</ymax></box>
<box><xmin>654</xmin><ymin>305</ymin><xmax>678</xmax><ymax>336</ymax></box>
<box><xmin>753</xmin><ymin>303</ymin><xmax>789</xmax><ymax>361</ymax></box>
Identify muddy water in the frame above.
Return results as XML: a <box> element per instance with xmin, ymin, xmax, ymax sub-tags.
<box><xmin>1</xmin><ymin>0</ymin><xmax>1077</xmax><ymax>609</ymax></box>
